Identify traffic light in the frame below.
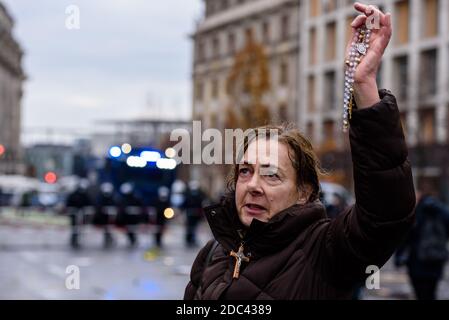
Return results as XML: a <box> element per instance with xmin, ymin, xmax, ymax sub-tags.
<box><xmin>0</xmin><ymin>144</ymin><xmax>5</xmax><ymax>156</ymax></box>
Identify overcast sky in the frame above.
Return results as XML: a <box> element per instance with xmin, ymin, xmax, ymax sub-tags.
<box><xmin>2</xmin><ymin>0</ymin><xmax>202</xmax><ymax>141</ymax></box>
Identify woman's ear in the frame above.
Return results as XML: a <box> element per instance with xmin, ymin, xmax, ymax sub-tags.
<box><xmin>296</xmin><ymin>185</ymin><xmax>312</xmax><ymax>204</ymax></box>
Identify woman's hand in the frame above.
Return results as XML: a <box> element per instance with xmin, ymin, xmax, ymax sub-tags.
<box><xmin>347</xmin><ymin>3</ymin><xmax>392</xmax><ymax>109</ymax></box>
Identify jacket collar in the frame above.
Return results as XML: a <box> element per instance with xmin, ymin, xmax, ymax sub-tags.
<box><xmin>204</xmin><ymin>196</ymin><xmax>327</xmax><ymax>258</ymax></box>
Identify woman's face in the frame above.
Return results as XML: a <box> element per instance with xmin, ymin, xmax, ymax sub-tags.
<box><xmin>235</xmin><ymin>139</ymin><xmax>305</xmax><ymax>227</ymax></box>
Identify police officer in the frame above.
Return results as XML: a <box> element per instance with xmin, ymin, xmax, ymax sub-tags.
<box><xmin>65</xmin><ymin>179</ymin><xmax>92</xmax><ymax>249</ymax></box>
<box><xmin>153</xmin><ymin>186</ymin><xmax>171</xmax><ymax>248</ymax></box>
<box><xmin>182</xmin><ymin>180</ymin><xmax>206</xmax><ymax>248</ymax></box>
<box><xmin>117</xmin><ymin>183</ymin><xmax>145</xmax><ymax>248</ymax></box>
<box><xmin>93</xmin><ymin>182</ymin><xmax>117</xmax><ymax>248</ymax></box>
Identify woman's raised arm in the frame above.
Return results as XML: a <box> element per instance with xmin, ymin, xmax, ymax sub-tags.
<box><xmin>350</xmin><ymin>2</ymin><xmax>392</xmax><ymax>109</ymax></box>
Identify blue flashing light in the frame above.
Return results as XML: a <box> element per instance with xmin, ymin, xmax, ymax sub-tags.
<box><xmin>140</xmin><ymin>150</ymin><xmax>161</xmax><ymax>163</ymax></box>
<box><xmin>109</xmin><ymin>146</ymin><xmax>122</xmax><ymax>158</ymax></box>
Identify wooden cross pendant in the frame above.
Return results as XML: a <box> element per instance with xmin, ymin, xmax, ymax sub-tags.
<box><xmin>230</xmin><ymin>244</ymin><xmax>250</xmax><ymax>279</ymax></box>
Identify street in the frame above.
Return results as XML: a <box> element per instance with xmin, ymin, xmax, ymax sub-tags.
<box><xmin>1</xmin><ymin>209</ymin><xmax>449</xmax><ymax>300</ymax></box>
<box><xmin>0</xmin><ymin>209</ymin><xmax>212</xmax><ymax>300</ymax></box>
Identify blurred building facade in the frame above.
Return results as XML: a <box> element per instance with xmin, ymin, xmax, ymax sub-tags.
<box><xmin>301</xmin><ymin>0</ymin><xmax>449</xmax><ymax>202</ymax></box>
<box><xmin>192</xmin><ymin>0</ymin><xmax>301</xmax><ymax>197</ymax></box>
<box><xmin>24</xmin><ymin>144</ymin><xmax>75</xmax><ymax>181</ymax></box>
<box><xmin>24</xmin><ymin>139</ymin><xmax>102</xmax><ymax>183</ymax></box>
<box><xmin>0</xmin><ymin>2</ymin><xmax>25</xmax><ymax>174</ymax></box>
<box><xmin>192</xmin><ymin>0</ymin><xmax>449</xmax><ymax>203</ymax></box>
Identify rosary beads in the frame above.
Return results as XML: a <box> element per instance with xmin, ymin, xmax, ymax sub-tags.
<box><xmin>343</xmin><ymin>25</ymin><xmax>371</xmax><ymax>132</ymax></box>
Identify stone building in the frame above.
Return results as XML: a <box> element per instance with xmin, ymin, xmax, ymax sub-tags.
<box><xmin>301</xmin><ymin>0</ymin><xmax>449</xmax><ymax>201</ymax></box>
<box><xmin>192</xmin><ymin>0</ymin><xmax>449</xmax><ymax>202</ymax></box>
<box><xmin>0</xmin><ymin>2</ymin><xmax>25</xmax><ymax>174</ymax></box>
<box><xmin>191</xmin><ymin>0</ymin><xmax>301</xmax><ymax>197</ymax></box>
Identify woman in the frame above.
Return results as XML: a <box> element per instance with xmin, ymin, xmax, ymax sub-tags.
<box><xmin>184</xmin><ymin>3</ymin><xmax>416</xmax><ymax>300</ymax></box>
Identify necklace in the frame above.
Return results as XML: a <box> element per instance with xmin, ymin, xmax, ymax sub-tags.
<box><xmin>230</xmin><ymin>243</ymin><xmax>250</xmax><ymax>279</ymax></box>
<box><xmin>343</xmin><ymin>25</ymin><xmax>371</xmax><ymax>132</ymax></box>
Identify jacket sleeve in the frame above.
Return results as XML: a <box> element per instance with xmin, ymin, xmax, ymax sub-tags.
<box><xmin>183</xmin><ymin>239</ymin><xmax>216</xmax><ymax>300</ymax></box>
<box><xmin>318</xmin><ymin>90</ymin><xmax>416</xmax><ymax>288</ymax></box>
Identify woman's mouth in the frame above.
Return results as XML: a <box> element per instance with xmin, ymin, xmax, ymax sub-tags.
<box><xmin>244</xmin><ymin>203</ymin><xmax>267</xmax><ymax>215</ymax></box>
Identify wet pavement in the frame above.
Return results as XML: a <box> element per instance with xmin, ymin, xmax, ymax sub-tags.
<box><xmin>361</xmin><ymin>256</ymin><xmax>449</xmax><ymax>300</ymax></box>
<box><xmin>1</xmin><ymin>208</ymin><xmax>449</xmax><ymax>300</ymax></box>
<box><xmin>0</xmin><ymin>208</ymin><xmax>212</xmax><ymax>300</ymax></box>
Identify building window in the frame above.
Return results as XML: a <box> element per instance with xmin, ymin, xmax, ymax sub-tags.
<box><xmin>280</xmin><ymin>61</ymin><xmax>288</xmax><ymax>86</ymax></box>
<box><xmin>395</xmin><ymin>0</ymin><xmax>410</xmax><ymax>45</ymax></box>
<box><xmin>422</xmin><ymin>0</ymin><xmax>439</xmax><ymax>38</ymax></box>
<box><xmin>212</xmin><ymin>36</ymin><xmax>220</xmax><ymax>58</ymax></box>
<box><xmin>279</xmin><ymin>104</ymin><xmax>288</xmax><ymax>122</ymax></box>
<box><xmin>281</xmin><ymin>14</ymin><xmax>289</xmax><ymax>41</ymax></box>
<box><xmin>228</xmin><ymin>32</ymin><xmax>236</xmax><ymax>55</ymax></box>
<box><xmin>211</xmin><ymin>113</ymin><xmax>218</xmax><ymax>129</ymax></box>
<box><xmin>307</xmin><ymin>122</ymin><xmax>314</xmax><ymax>142</ymax></box>
<box><xmin>308</xmin><ymin>75</ymin><xmax>316</xmax><ymax>112</ymax></box>
<box><xmin>221</xmin><ymin>0</ymin><xmax>229</xmax><ymax>11</ymax></box>
<box><xmin>324</xmin><ymin>71</ymin><xmax>336</xmax><ymax>110</ymax></box>
<box><xmin>419</xmin><ymin>49</ymin><xmax>438</xmax><ymax>98</ymax></box>
<box><xmin>195</xmin><ymin>81</ymin><xmax>204</xmax><ymax>101</ymax></box>
<box><xmin>418</xmin><ymin>108</ymin><xmax>436</xmax><ymax>144</ymax></box>
<box><xmin>206</xmin><ymin>0</ymin><xmax>216</xmax><ymax>17</ymax></box>
<box><xmin>325</xmin><ymin>22</ymin><xmax>337</xmax><ymax>61</ymax></box>
<box><xmin>323</xmin><ymin>0</ymin><xmax>338</xmax><ymax>13</ymax></box>
<box><xmin>310</xmin><ymin>0</ymin><xmax>321</xmax><ymax>17</ymax></box>
<box><xmin>197</xmin><ymin>41</ymin><xmax>205</xmax><ymax>61</ymax></box>
<box><xmin>245</xmin><ymin>27</ymin><xmax>253</xmax><ymax>43</ymax></box>
<box><xmin>211</xmin><ymin>79</ymin><xmax>219</xmax><ymax>99</ymax></box>
<box><xmin>393</xmin><ymin>55</ymin><xmax>409</xmax><ymax>101</ymax></box>
<box><xmin>323</xmin><ymin>120</ymin><xmax>336</xmax><ymax>151</ymax></box>
<box><xmin>262</xmin><ymin>21</ymin><xmax>270</xmax><ymax>44</ymax></box>
<box><xmin>310</xmin><ymin>27</ymin><xmax>317</xmax><ymax>65</ymax></box>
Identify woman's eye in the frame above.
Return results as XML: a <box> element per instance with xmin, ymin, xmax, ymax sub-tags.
<box><xmin>262</xmin><ymin>171</ymin><xmax>280</xmax><ymax>180</ymax></box>
<box><xmin>239</xmin><ymin>168</ymin><xmax>250</xmax><ymax>176</ymax></box>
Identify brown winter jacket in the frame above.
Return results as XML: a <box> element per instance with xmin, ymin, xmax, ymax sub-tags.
<box><xmin>184</xmin><ymin>90</ymin><xmax>416</xmax><ymax>300</ymax></box>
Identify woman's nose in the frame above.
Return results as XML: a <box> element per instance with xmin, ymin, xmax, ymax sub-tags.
<box><xmin>247</xmin><ymin>172</ymin><xmax>263</xmax><ymax>195</ymax></box>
